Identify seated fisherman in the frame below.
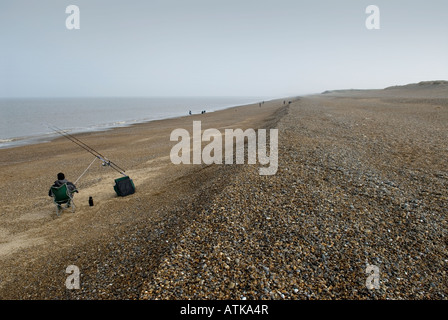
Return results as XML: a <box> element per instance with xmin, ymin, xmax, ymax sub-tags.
<box><xmin>48</xmin><ymin>172</ymin><xmax>78</xmax><ymax>207</ymax></box>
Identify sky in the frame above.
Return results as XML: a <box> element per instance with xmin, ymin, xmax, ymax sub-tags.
<box><xmin>0</xmin><ymin>0</ymin><xmax>447</xmax><ymax>98</ymax></box>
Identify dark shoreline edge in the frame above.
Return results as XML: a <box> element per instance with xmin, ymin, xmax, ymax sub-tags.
<box><xmin>0</xmin><ymin>98</ymin><xmax>286</xmax><ymax>151</ymax></box>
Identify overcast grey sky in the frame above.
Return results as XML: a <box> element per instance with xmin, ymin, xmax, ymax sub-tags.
<box><xmin>0</xmin><ymin>0</ymin><xmax>447</xmax><ymax>98</ymax></box>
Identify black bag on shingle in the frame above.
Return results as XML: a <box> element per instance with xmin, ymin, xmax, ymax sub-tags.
<box><xmin>114</xmin><ymin>176</ymin><xmax>135</xmax><ymax>197</ymax></box>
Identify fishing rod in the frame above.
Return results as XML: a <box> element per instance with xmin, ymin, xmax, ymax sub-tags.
<box><xmin>49</xmin><ymin>125</ymin><xmax>126</xmax><ymax>174</ymax></box>
<box><xmin>48</xmin><ymin>125</ymin><xmax>127</xmax><ymax>176</ymax></box>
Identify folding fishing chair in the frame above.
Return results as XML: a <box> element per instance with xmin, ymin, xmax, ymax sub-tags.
<box><xmin>50</xmin><ymin>183</ymin><xmax>76</xmax><ymax>216</ymax></box>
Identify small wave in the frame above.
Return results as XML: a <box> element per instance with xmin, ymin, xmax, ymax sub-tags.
<box><xmin>0</xmin><ymin>135</ymin><xmax>52</xmax><ymax>149</ymax></box>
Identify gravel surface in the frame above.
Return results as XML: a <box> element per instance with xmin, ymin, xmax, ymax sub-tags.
<box><xmin>141</xmin><ymin>94</ymin><xmax>448</xmax><ymax>300</ymax></box>
<box><xmin>1</xmin><ymin>90</ymin><xmax>447</xmax><ymax>300</ymax></box>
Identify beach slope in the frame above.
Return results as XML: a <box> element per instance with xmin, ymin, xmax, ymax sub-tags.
<box><xmin>0</xmin><ymin>82</ymin><xmax>447</xmax><ymax>299</ymax></box>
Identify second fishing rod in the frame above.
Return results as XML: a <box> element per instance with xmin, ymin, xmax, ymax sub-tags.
<box><xmin>48</xmin><ymin>125</ymin><xmax>127</xmax><ymax>176</ymax></box>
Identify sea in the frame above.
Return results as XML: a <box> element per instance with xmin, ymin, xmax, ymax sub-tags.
<box><xmin>0</xmin><ymin>97</ymin><xmax>265</xmax><ymax>149</ymax></box>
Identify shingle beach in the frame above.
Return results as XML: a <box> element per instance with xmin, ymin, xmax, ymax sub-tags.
<box><xmin>0</xmin><ymin>82</ymin><xmax>447</xmax><ymax>300</ymax></box>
